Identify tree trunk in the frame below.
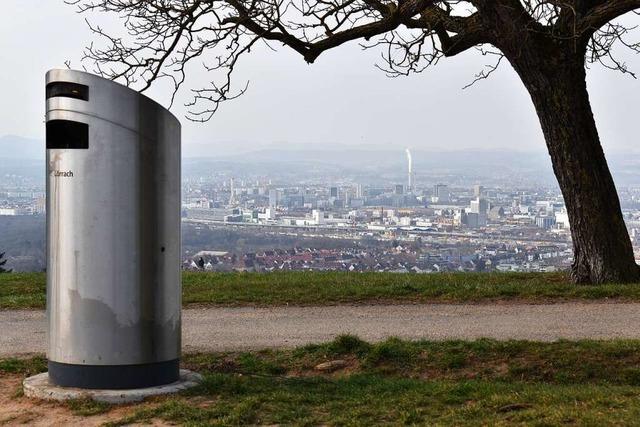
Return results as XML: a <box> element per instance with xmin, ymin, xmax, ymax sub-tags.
<box><xmin>512</xmin><ymin>54</ymin><xmax>639</xmax><ymax>284</ymax></box>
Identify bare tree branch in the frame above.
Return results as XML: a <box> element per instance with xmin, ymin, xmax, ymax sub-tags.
<box><xmin>67</xmin><ymin>0</ymin><xmax>639</xmax><ymax>120</ymax></box>
<box><xmin>580</xmin><ymin>0</ymin><xmax>640</xmax><ymax>34</ymax></box>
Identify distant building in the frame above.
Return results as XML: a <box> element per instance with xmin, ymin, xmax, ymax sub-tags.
<box><xmin>536</xmin><ymin>200</ymin><xmax>555</xmax><ymax>215</ymax></box>
<box><xmin>432</xmin><ymin>184</ymin><xmax>449</xmax><ymax>203</ymax></box>
<box><xmin>464</xmin><ymin>212</ymin><xmax>487</xmax><ymax>228</ymax></box>
<box><xmin>0</xmin><ymin>208</ymin><xmax>29</xmax><ymax>216</ymax></box>
<box><xmin>470</xmin><ymin>198</ymin><xmax>489</xmax><ymax>215</ymax></box>
<box><xmin>228</xmin><ymin>178</ymin><xmax>237</xmax><ymax>206</ymax></box>
<box><xmin>395</xmin><ymin>184</ymin><xmax>404</xmax><ymax>195</ymax></box>
<box><xmin>555</xmin><ymin>210</ymin><xmax>570</xmax><ymax>229</ymax></box>
<box><xmin>329</xmin><ymin>187</ymin><xmax>338</xmax><ymax>198</ymax></box>
<box><xmin>488</xmin><ymin>206</ymin><xmax>505</xmax><ymax>221</ymax></box>
<box><xmin>535</xmin><ymin>216</ymin><xmax>556</xmax><ymax>229</ymax></box>
<box><xmin>186</xmin><ymin>207</ymin><xmax>240</xmax><ymax>221</ymax></box>
<box><xmin>312</xmin><ymin>209</ymin><xmax>324</xmax><ymax>224</ymax></box>
<box><xmin>269</xmin><ymin>189</ymin><xmax>280</xmax><ymax>208</ymax></box>
<box><xmin>344</xmin><ymin>190</ymin><xmax>352</xmax><ymax>207</ymax></box>
<box><xmin>473</xmin><ymin>185</ymin><xmax>484</xmax><ymax>198</ymax></box>
<box><xmin>258</xmin><ymin>208</ymin><xmax>275</xmax><ymax>221</ymax></box>
<box><xmin>284</xmin><ymin>194</ymin><xmax>305</xmax><ymax>209</ymax></box>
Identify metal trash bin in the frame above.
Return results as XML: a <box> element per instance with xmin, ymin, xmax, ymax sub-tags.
<box><xmin>45</xmin><ymin>69</ymin><xmax>181</xmax><ymax>389</ymax></box>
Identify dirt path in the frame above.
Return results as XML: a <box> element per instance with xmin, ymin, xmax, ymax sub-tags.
<box><xmin>0</xmin><ymin>375</ymin><xmax>171</xmax><ymax>426</ymax></box>
<box><xmin>2</xmin><ymin>302</ymin><xmax>639</xmax><ymax>357</ymax></box>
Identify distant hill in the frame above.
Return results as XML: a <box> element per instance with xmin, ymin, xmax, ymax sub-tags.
<box><xmin>0</xmin><ymin>135</ymin><xmax>44</xmax><ymax>179</ymax></box>
<box><xmin>185</xmin><ymin>147</ymin><xmax>640</xmax><ymax>186</ymax></box>
<box><xmin>215</xmin><ymin>147</ymin><xmax>551</xmax><ymax>171</ymax></box>
<box><xmin>185</xmin><ymin>148</ymin><xmax>557</xmax><ymax>186</ymax></box>
<box><xmin>1</xmin><ymin>133</ymin><xmax>639</xmax><ymax>186</ymax></box>
<box><xmin>0</xmin><ymin>135</ymin><xmax>43</xmax><ymax>160</ymax></box>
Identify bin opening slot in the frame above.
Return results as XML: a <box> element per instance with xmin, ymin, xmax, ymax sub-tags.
<box><xmin>46</xmin><ymin>120</ymin><xmax>89</xmax><ymax>149</ymax></box>
<box><xmin>46</xmin><ymin>82</ymin><xmax>89</xmax><ymax>101</ymax></box>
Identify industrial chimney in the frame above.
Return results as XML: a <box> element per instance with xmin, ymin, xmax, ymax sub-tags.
<box><xmin>405</xmin><ymin>148</ymin><xmax>414</xmax><ymax>192</ymax></box>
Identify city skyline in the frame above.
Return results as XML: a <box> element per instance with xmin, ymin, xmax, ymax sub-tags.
<box><xmin>6</xmin><ymin>144</ymin><xmax>640</xmax><ymax>273</ymax></box>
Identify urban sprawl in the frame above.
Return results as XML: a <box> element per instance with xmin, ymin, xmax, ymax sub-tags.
<box><xmin>5</xmin><ymin>149</ymin><xmax>640</xmax><ymax>273</ymax></box>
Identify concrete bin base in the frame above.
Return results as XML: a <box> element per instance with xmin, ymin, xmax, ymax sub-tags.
<box><xmin>23</xmin><ymin>369</ymin><xmax>202</xmax><ymax>404</ymax></box>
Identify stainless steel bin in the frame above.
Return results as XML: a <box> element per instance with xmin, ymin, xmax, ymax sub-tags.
<box><xmin>45</xmin><ymin>69</ymin><xmax>181</xmax><ymax>389</ymax></box>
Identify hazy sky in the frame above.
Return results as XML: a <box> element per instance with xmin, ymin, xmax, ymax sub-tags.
<box><xmin>1</xmin><ymin>1</ymin><xmax>639</xmax><ymax>157</ymax></box>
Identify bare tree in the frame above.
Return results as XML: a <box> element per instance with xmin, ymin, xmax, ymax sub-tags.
<box><xmin>69</xmin><ymin>0</ymin><xmax>640</xmax><ymax>283</ymax></box>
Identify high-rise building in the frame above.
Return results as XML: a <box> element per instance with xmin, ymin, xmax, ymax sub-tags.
<box><xmin>356</xmin><ymin>184</ymin><xmax>364</xmax><ymax>199</ymax></box>
<box><xmin>395</xmin><ymin>184</ymin><xmax>404</xmax><ymax>195</ymax></box>
<box><xmin>467</xmin><ymin>197</ymin><xmax>488</xmax><ymax>227</ymax></box>
<box><xmin>470</xmin><ymin>197</ymin><xmax>489</xmax><ymax>215</ymax></box>
<box><xmin>268</xmin><ymin>189</ymin><xmax>280</xmax><ymax>208</ymax></box>
<box><xmin>432</xmin><ymin>184</ymin><xmax>449</xmax><ymax>203</ymax></box>
<box><xmin>329</xmin><ymin>186</ymin><xmax>338</xmax><ymax>198</ymax></box>
<box><xmin>473</xmin><ymin>185</ymin><xmax>484</xmax><ymax>198</ymax></box>
<box><xmin>228</xmin><ymin>178</ymin><xmax>237</xmax><ymax>206</ymax></box>
<box><xmin>344</xmin><ymin>189</ymin><xmax>352</xmax><ymax>206</ymax></box>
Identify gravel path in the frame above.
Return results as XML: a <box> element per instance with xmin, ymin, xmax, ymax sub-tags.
<box><xmin>2</xmin><ymin>303</ymin><xmax>639</xmax><ymax>356</ymax></box>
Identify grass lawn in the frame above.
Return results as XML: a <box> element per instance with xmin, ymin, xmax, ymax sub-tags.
<box><xmin>3</xmin><ymin>271</ymin><xmax>640</xmax><ymax>309</ymax></box>
<box><xmin>4</xmin><ymin>337</ymin><xmax>640</xmax><ymax>425</ymax></box>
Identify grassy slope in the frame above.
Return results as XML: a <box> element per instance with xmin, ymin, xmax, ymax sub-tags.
<box><xmin>4</xmin><ymin>271</ymin><xmax>640</xmax><ymax>309</ymax></box>
<box><xmin>5</xmin><ymin>338</ymin><xmax>640</xmax><ymax>425</ymax></box>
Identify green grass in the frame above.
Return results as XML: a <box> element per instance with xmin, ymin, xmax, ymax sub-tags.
<box><xmin>4</xmin><ymin>271</ymin><xmax>640</xmax><ymax>309</ymax></box>
<box><xmin>112</xmin><ymin>338</ymin><xmax>640</xmax><ymax>425</ymax></box>
<box><xmin>180</xmin><ymin>337</ymin><xmax>640</xmax><ymax>386</ymax></box>
<box><xmin>0</xmin><ymin>273</ymin><xmax>46</xmax><ymax>309</ymax></box>
<box><xmin>7</xmin><ymin>338</ymin><xmax>640</xmax><ymax>425</ymax></box>
<box><xmin>0</xmin><ymin>355</ymin><xmax>47</xmax><ymax>376</ymax></box>
<box><xmin>107</xmin><ymin>377</ymin><xmax>640</xmax><ymax>426</ymax></box>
